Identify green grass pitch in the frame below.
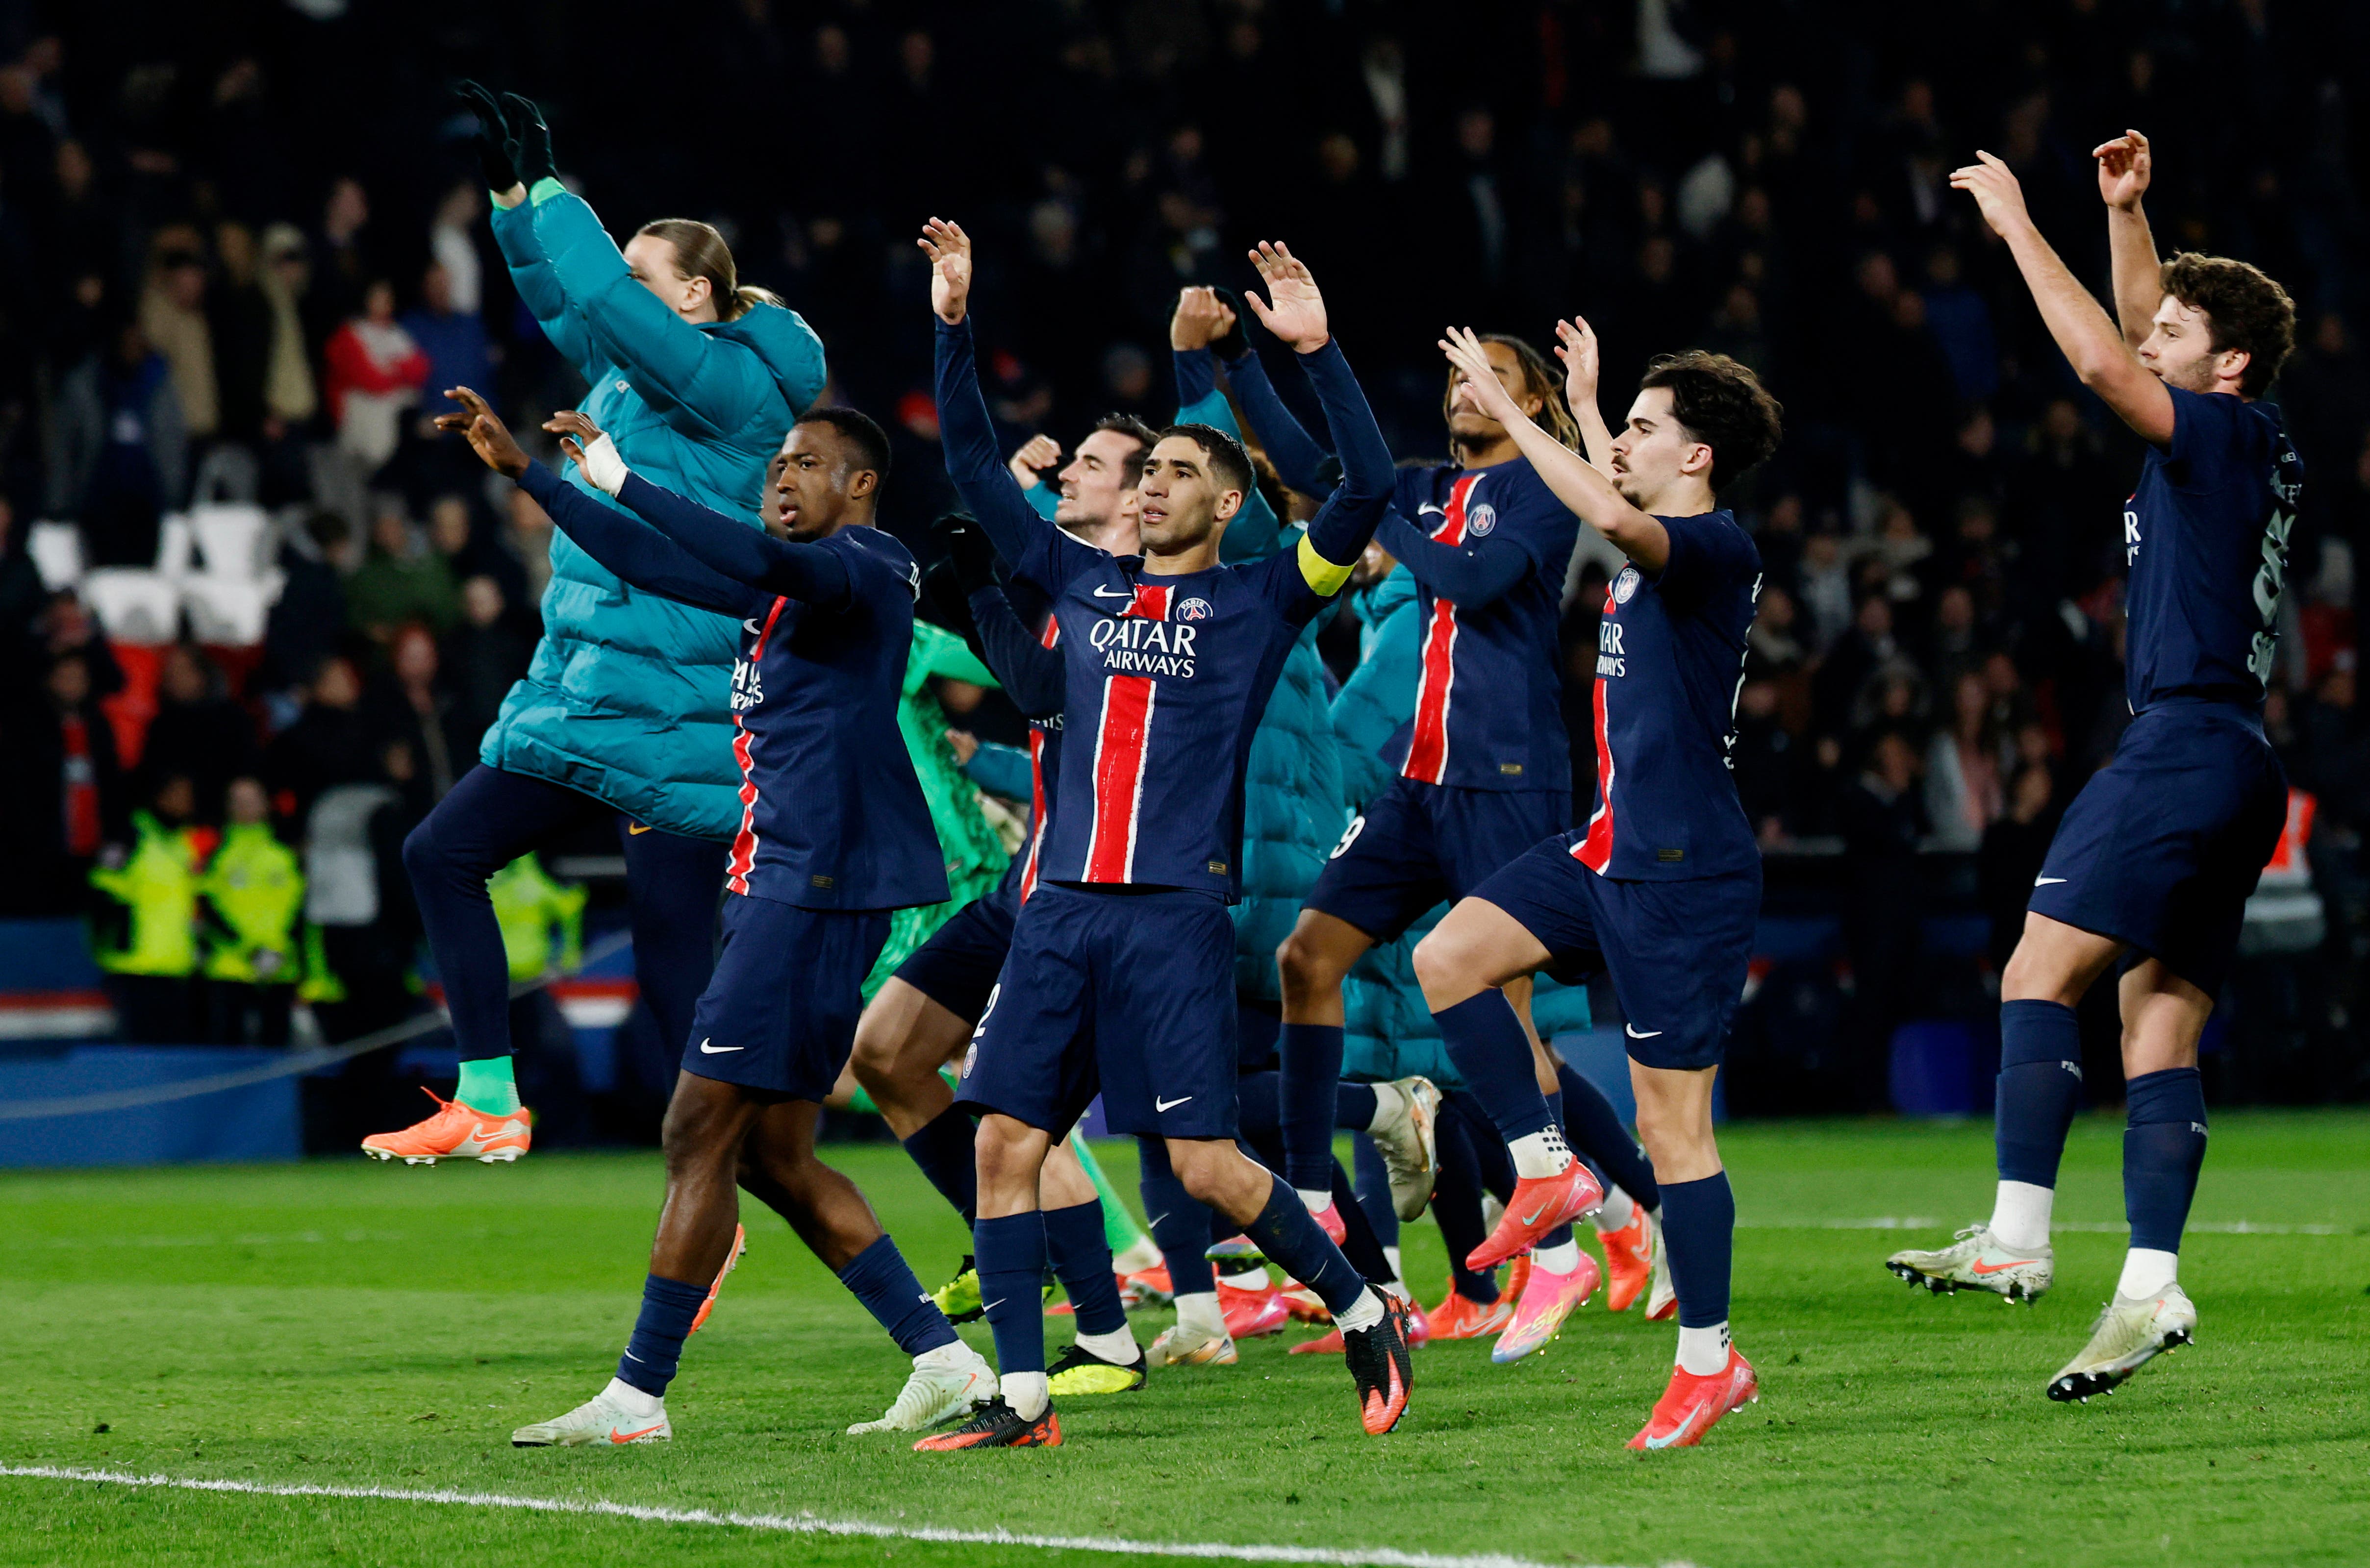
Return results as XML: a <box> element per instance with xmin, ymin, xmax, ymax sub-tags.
<box><xmin>1</xmin><ymin>1111</ymin><xmax>2364</xmax><ymax>1568</ymax></box>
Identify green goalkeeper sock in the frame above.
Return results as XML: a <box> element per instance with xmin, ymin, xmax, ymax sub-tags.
<box><xmin>455</xmin><ymin>1056</ymin><xmax>520</xmax><ymax>1116</ymax></box>
<box><xmin>1069</xmin><ymin>1135</ymin><xmax>1152</xmax><ymax>1256</ymax></box>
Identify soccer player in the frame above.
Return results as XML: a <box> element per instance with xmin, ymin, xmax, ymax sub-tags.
<box><xmin>367</xmin><ymin>90</ymin><xmax>824</xmax><ymax>1163</ymax></box>
<box><xmin>432</xmin><ymin>389</ymin><xmax>997</xmax><ymax>1445</ymax></box>
<box><xmin>1887</xmin><ymin>131</ymin><xmax>2299</xmax><ymax>1404</ymax></box>
<box><xmin>1416</xmin><ymin>324</ymin><xmax>1780</xmax><ymax>1449</ymax></box>
<box><xmin>916</xmin><ymin>219</ymin><xmax>1412</xmax><ymax>1448</ymax></box>
<box><xmin>1227</xmin><ymin>319</ymin><xmax>1623</xmax><ymax>1351</ymax></box>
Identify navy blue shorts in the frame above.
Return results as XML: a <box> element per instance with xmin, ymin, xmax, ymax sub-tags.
<box><xmin>1474</xmin><ymin>834</ymin><xmax>1760</xmax><ymax>1072</ymax></box>
<box><xmin>2030</xmin><ymin>701</ymin><xmax>2286</xmax><ymax>998</ymax></box>
<box><xmin>889</xmin><ymin>889</ymin><xmax>1016</xmax><ymax>1025</ymax></box>
<box><xmin>956</xmin><ymin>883</ymin><xmax>1238</xmax><ymax>1141</ymax></box>
<box><xmin>685</xmin><ymin>894</ymin><xmax>891</xmax><ymax>1098</ymax></box>
<box><xmin>1305</xmin><ymin>778</ymin><xmax>1570</xmax><ymax>944</ymax></box>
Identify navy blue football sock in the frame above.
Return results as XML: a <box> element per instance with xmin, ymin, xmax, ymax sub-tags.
<box><xmin>1280</xmin><ymin>1022</ymin><xmax>1346</xmax><ymax>1191</ymax></box>
<box><xmin>1430</xmin><ymin>1105</ymin><xmax>1499</xmax><ymax>1302</ymax></box>
<box><xmin>1326</xmin><ymin>1156</ymin><xmax>1394</xmax><ymax>1286</ymax></box>
<box><xmin>1042</xmin><ymin>1199</ymin><xmax>1128</xmax><ymax>1337</ymax></box>
<box><xmin>1234</xmin><ymin>1069</ymin><xmax>1282</xmax><ymax>1135</ymax></box>
<box><xmin>1554</xmin><ymin>1061</ymin><xmax>1659</xmax><ymax>1212</ymax></box>
<box><xmin>1242</xmin><ymin>1174</ymin><xmax>1367</xmax><ymax>1317</ymax></box>
<box><xmin>1336</xmin><ymin>1081</ymin><xmax>1379</xmax><ymax>1129</ymax></box>
<box><xmin>2123</xmin><ymin>1068</ymin><xmax>2208</xmax><ymax>1257</ymax></box>
<box><xmin>1660</xmin><ymin>1171</ymin><xmax>1736</xmax><ymax>1329</ymax></box>
<box><xmin>1137</xmin><ymin>1137</ymin><xmax>1216</xmax><ymax>1297</ymax></box>
<box><xmin>1433</xmin><ymin>992</ymin><xmax>1555</xmax><ymax>1143</ymax></box>
<box><xmin>836</xmin><ymin>1234</ymin><xmax>957</xmax><ymax>1356</ymax></box>
<box><xmin>1996</xmin><ymin>999</ymin><xmax>2086</xmax><ymax>1188</ymax></box>
<box><xmin>972</xmin><ymin>1211</ymin><xmax>1048</xmax><ymax>1378</ymax></box>
<box><xmin>615</xmin><ymin>1273</ymin><xmax>709</xmax><ymax>1397</ymax></box>
<box><xmin>899</xmin><ymin>1104</ymin><xmax>978</xmax><ymax>1226</ymax></box>
<box><xmin>1350</xmin><ymin>1131</ymin><xmax>1399</xmax><ymax>1248</ymax></box>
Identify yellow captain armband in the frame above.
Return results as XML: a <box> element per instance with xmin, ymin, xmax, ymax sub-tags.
<box><xmin>1296</xmin><ymin>533</ymin><xmax>1355</xmax><ymax>596</ymax></box>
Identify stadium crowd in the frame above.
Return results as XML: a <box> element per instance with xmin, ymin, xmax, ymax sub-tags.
<box><xmin>0</xmin><ymin>1</ymin><xmax>2361</xmax><ymax>1081</ymax></box>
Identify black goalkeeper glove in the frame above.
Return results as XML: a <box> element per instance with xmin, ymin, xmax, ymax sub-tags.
<box><xmin>455</xmin><ymin>81</ymin><xmax>518</xmax><ymax>192</ymax></box>
<box><xmin>500</xmin><ymin>92</ymin><xmax>556</xmax><ymax>186</ymax></box>
<box><xmin>933</xmin><ymin>510</ymin><xmax>1002</xmax><ymax>597</ymax></box>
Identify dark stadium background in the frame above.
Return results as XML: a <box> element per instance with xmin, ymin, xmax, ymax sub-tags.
<box><xmin>0</xmin><ymin>0</ymin><xmax>2362</xmax><ymax>1154</ymax></box>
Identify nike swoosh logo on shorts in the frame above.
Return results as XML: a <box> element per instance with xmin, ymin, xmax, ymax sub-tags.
<box><xmin>2034</xmin><ymin>875</ymin><xmax>2067</xmax><ymax>886</ymax></box>
<box><xmin>628</xmin><ymin>822</ymin><xmax>654</xmax><ymax>835</ymax></box>
<box><xmin>698</xmin><ymin>1039</ymin><xmax>745</xmax><ymax>1054</ymax></box>
<box><xmin>1625</xmin><ymin>1024</ymin><xmax>1664</xmax><ymax>1039</ymax></box>
<box><xmin>1155</xmin><ymin>1095</ymin><xmax>1193</xmax><ymax>1112</ymax></box>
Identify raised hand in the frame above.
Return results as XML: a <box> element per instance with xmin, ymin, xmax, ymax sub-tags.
<box><xmin>1243</xmin><ymin>242</ymin><xmax>1329</xmax><ymax>354</ymax></box>
<box><xmin>542</xmin><ymin>408</ymin><xmax>606</xmax><ymax>466</ymax></box>
<box><xmin>500</xmin><ymin>93</ymin><xmax>555</xmax><ymax>184</ymax></box>
<box><xmin>1007</xmin><ymin>433</ymin><xmax>1062</xmax><ymax>491</ymax></box>
<box><xmin>918</xmin><ymin>218</ymin><xmax>973</xmax><ymax>325</ymax></box>
<box><xmin>454</xmin><ymin>82</ymin><xmax>520</xmax><ymax>195</ymax></box>
<box><xmin>1438</xmin><ymin>326</ymin><xmax>1520</xmax><ymax>424</ymax></box>
<box><xmin>1553</xmin><ymin>316</ymin><xmax>1601</xmax><ymax>412</ymax></box>
<box><xmin>2093</xmin><ymin>129</ymin><xmax>2152</xmax><ymax>211</ymax></box>
<box><xmin>1950</xmin><ymin>150</ymin><xmax>2033</xmax><ymax>238</ymax></box>
<box><xmin>433</xmin><ymin>387</ymin><xmax>529</xmax><ymax>478</ymax></box>
<box><xmin>1171</xmin><ymin>286</ymin><xmax>1238</xmax><ymax>352</ymax></box>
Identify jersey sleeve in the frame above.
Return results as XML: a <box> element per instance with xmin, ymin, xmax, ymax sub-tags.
<box><xmin>516</xmin><ymin>461</ymin><xmax>772</xmax><ymax>619</ymax></box>
<box><xmin>1652</xmin><ymin>512</ymin><xmax>1757</xmax><ymax>611</ymax></box>
<box><xmin>614</xmin><ymin>471</ymin><xmax>855</xmax><ymax>607</ymax></box>
<box><xmin>934</xmin><ymin>317</ymin><xmax>1105</xmax><ymax>593</ymax></box>
<box><xmin>825</xmin><ymin>530</ymin><xmax>922</xmax><ymax>622</ymax></box>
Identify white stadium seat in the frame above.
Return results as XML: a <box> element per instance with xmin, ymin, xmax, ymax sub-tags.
<box><xmin>189</xmin><ymin>503</ymin><xmax>272</xmax><ymax>581</ymax></box>
<box><xmin>26</xmin><ymin>521</ymin><xmax>82</xmax><ymax>591</ymax></box>
<box><xmin>79</xmin><ymin>568</ymin><xmax>183</xmax><ymax>644</ymax></box>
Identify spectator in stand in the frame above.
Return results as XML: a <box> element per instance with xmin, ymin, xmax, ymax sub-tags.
<box><xmin>262</xmin><ymin>510</ymin><xmax>354</xmax><ymax>698</ymax></box>
<box><xmin>0</xmin><ymin>496</ymin><xmax>46</xmax><ymax>674</ymax></box>
<box><xmin>366</xmin><ymin>622</ymin><xmax>458</xmax><ymax>800</ymax></box>
<box><xmin>209</xmin><ymin>222</ymin><xmax>277</xmax><ymax>460</ymax></box>
<box><xmin>503</xmin><ymin>485</ymin><xmax>555</xmax><ymax>608</ymax></box>
<box><xmin>324</xmin><ymin>278</ymin><xmax>429</xmax><ymax>477</ymax></box>
<box><xmin>346</xmin><ymin>501</ymin><xmax>457</xmax><ymax>642</ymax></box>
<box><xmin>263</xmin><ymin>653</ymin><xmax>377</xmax><ymax>827</ymax></box>
<box><xmin>139</xmin><ymin>246</ymin><xmax>218</xmax><ymax>448</ymax></box>
<box><xmin>48</xmin><ymin>319</ymin><xmax>186</xmax><ymax>566</ymax></box>
<box><xmin>1838</xmin><ymin>728</ymin><xmax>1932</xmax><ymax>1109</ymax></box>
<box><xmin>441</xmin><ymin>574</ymin><xmax>533</xmax><ymax>756</ymax></box>
<box><xmin>199</xmin><ymin>774</ymin><xmax>303</xmax><ymax>1046</ymax></box>
<box><xmin>1926</xmin><ymin>669</ymin><xmax>2006</xmax><ymax>853</ymax></box>
<box><xmin>1978</xmin><ymin>762</ymin><xmax>2061</xmax><ymax>974</ymax></box>
<box><xmin>256</xmin><ymin>224</ymin><xmax>319</xmax><ymax>433</ymax></box>
<box><xmin>89</xmin><ymin>771</ymin><xmax>205</xmax><ymax>1043</ymax></box>
<box><xmin>1732</xmin><ymin>677</ymin><xmax>1798</xmax><ymax>846</ymax></box>
<box><xmin>0</xmin><ymin>648</ymin><xmax>124</xmax><ymax>916</ymax></box>
<box><xmin>140</xmin><ymin>642</ymin><xmax>261</xmax><ymax>823</ymax></box>
<box><xmin>425</xmin><ymin>493</ymin><xmax>524</xmax><ymax>610</ymax></box>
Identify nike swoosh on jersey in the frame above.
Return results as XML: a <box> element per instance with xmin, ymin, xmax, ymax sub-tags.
<box><xmin>1625</xmin><ymin>1024</ymin><xmax>1664</xmax><ymax>1039</ymax></box>
<box><xmin>698</xmin><ymin>1038</ymin><xmax>745</xmax><ymax>1054</ymax></box>
<box><xmin>1154</xmin><ymin>1095</ymin><xmax>1193</xmax><ymax>1112</ymax></box>
<box><xmin>1091</xmin><ymin>584</ymin><xmax>1132</xmax><ymax>600</ymax></box>
<box><xmin>2034</xmin><ymin>875</ymin><xmax>2068</xmax><ymax>886</ymax></box>
<box><xmin>1417</xmin><ymin>502</ymin><xmax>1445</xmax><ymax>516</ymax></box>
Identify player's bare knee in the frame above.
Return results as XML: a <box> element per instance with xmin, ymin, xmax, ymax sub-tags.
<box><xmin>1275</xmin><ymin>928</ymin><xmax>1345</xmax><ymax>1002</ymax></box>
<box><xmin>1411</xmin><ymin>927</ymin><xmax>1482</xmax><ymax>1008</ymax></box>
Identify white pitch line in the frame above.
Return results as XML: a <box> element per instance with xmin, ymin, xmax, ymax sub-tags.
<box><xmin>0</xmin><ymin>1466</ymin><xmax>1680</xmax><ymax>1568</ymax></box>
<box><xmin>1736</xmin><ymin>1218</ymin><xmax>2345</xmax><ymax>1235</ymax></box>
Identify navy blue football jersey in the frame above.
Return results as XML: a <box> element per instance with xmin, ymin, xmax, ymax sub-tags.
<box><xmin>2123</xmin><ymin>387</ymin><xmax>2303</xmax><ymax>711</ymax></box>
<box><xmin>1572</xmin><ymin>510</ymin><xmax>1761</xmax><ymax>882</ymax></box>
<box><xmin>1394</xmin><ymin>459</ymin><xmax>1580</xmax><ymax>794</ymax></box>
<box><xmin>724</xmin><ymin>527</ymin><xmax>949</xmax><ymax>912</ymax></box>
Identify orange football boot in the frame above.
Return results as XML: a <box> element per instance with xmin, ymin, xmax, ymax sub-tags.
<box><xmin>1596</xmin><ymin>1211</ymin><xmax>1657</xmax><ymax>1312</ymax></box>
<box><xmin>689</xmin><ymin>1223</ymin><xmax>746</xmax><ymax>1335</ymax></box>
<box><xmin>912</xmin><ymin>1397</ymin><xmax>1060</xmax><ymax>1450</ymax></box>
<box><xmin>1218</xmin><ymin>1279</ymin><xmax>1291</xmax><ymax>1339</ymax></box>
<box><xmin>360</xmin><ymin>1087</ymin><xmax>531</xmax><ymax>1165</ymax></box>
<box><xmin>1464</xmin><ymin>1162</ymin><xmax>1603</xmax><ymax>1270</ymax></box>
<box><xmin>1628</xmin><ymin>1348</ymin><xmax>1759</xmax><ymax>1450</ymax></box>
<box><xmin>1426</xmin><ymin>1286</ymin><xmax>1513</xmax><ymax>1340</ymax></box>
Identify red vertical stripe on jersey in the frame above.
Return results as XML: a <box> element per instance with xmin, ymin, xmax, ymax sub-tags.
<box><xmin>1082</xmin><ymin>583</ymin><xmax>1170</xmax><ymax>883</ymax></box>
<box><xmin>1018</xmin><ymin>617</ymin><xmax>1062</xmax><ymax>904</ymax></box>
<box><xmin>1402</xmin><ymin>472</ymin><xmax>1482</xmax><ymax>784</ymax></box>
<box><xmin>724</xmin><ymin>597</ymin><xmax>788</xmax><ymax>896</ymax></box>
<box><xmin>1573</xmin><ymin>589</ymin><xmax>1617</xmax><ymax>872</ymax></box>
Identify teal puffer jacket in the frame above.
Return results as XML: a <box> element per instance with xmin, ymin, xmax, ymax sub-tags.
<box><xmin>479</xmin><ymin>186</ymin><xmax>828</xmax><ymax>840</ymax></box>
<box><xmin>1335</xmin><ymin>569</ymin><xmax>1590</xmax><ymax>1088</ymax></box>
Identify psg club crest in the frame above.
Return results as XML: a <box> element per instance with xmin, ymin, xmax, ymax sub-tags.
<box><xmin>1177</xmin><ymin>597</ymin><xmax>1215</xmax><ymax>622</ymax></box>
<box><xmin>1613</xmin><ymin>564</ymin><xmax>1641</xmax><ymax>603</ymax></box>
<box><xmin>1464</xmin><ymin>502</ymin><xmax>1497</xmax><ymax>537</ymax></box>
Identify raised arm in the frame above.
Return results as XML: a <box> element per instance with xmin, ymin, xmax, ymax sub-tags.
<box><xmin>534</xmin><ymin>188</ymin><xmax>823</xmax><ymax>437</ymax></box>
<box><xmin>458</xmin><ymin>87</ymin><xmax>596</xmax><ymax>378</ymax></box>
<box><xmin>1371</xmin><ymin>509</ymin><xmax>1533</xmax><ymax>604</ymax></box>
<box><xmin>921</xmin><ymin>218</ymin><xmax>1102</xmax><ymax>590</ymax></box>
<box><xmin>433</xmin><ymin>388</ymin><xmax>769</xmax><ymax>618</ymax></box>
<box><xmin>2093</xmin><ymin>130</ymin><xmax>2163</xmax><ymax>348</ymax></box>
<box><xmin>1218</xmin><ymin>343</ymin><xmax>1336</xmax><ymax>498</ymax></box>
<box><xmin>1438</xmin><ymin>326</ymin><xmax>1672</xmax><ymax>571</ymax></box>
<box><xmin>1555</xmin><ymin>315</ymin><xmax>1618</xmax><ymax>471</ymax></box>
<box><xmin>969</xmin><ymin>587</ymin><xmax>1065</xmax><ymax>718</ymax></box>
<box><xmin>1242</xmin><ymin>243</ymin><xmax>1391</xmax><ymax>587</ymax></box>
<box><xmin>1955</xmin><ymin>150</ymin><xmax>2174</xmax><ymax>447</ymax></box>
